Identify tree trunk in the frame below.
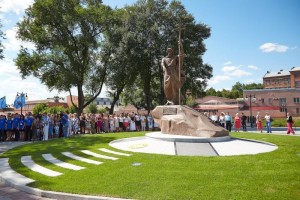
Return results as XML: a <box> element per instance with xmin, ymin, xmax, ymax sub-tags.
<box><xmin>77</xmin><ymin>84</ymin><xmax>84</xmax><ymax>117</ymax></box>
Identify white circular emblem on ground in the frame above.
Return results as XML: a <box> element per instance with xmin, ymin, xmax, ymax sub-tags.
<box><xmin>129</xmin><ymin>143</ymin><xmax>148</xmax><ymax>149</ymax></box>
<box><xmin>109</xmin><ymin>132</ymin><xmax>278</xmax><ymax>156</ymax></box>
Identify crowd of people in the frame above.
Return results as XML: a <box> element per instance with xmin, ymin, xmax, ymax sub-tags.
<box><xmin>205</xmin><ymin>111</ymin><xmax>296</xmax><ymax>134</ymax></box>
<box><xmin>0</xmin><ymin>110</ymin><xmax>296</xmax><ymax>142</ymax></box>
<box><xmin>0</xmin><ymin>112</ymin><xmax>159</xmax><ymax>142</ymax></box>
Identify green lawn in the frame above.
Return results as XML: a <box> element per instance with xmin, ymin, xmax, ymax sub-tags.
<box><xmin>1</xmin><ymin>132</ymin><xmax>300</xmax><ymax>200</ymax></box>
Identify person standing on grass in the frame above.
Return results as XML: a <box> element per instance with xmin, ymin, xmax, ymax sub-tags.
<box><xmin>67</xmin><ymin>113</ymin><xmax>73</xmax><ymax>136</ymax></box>
<box><xmin>48</xmin><ymin>114</ymin><xmax>54</xmax><ymax>139</ymax></box>
<box><xmin>241</xmin><ymin>112</ymin><xmax>247</xmax><ymax>132</ymax></box>
<box><xmin>147</xmin><ymin>113</ymin><xmax>154</xmax><ymax>131</ymax></box>
<box><xmin>286</xmin><ymin>112</ymin><xmax>295</xmax><ymax>135</ymax></box>
<box><xmin>90</xmin><ymin>114</ymin><xmax>96</xmax><ymax>134</ymax></box>
<box><xmin>61</xmin><ymin>111</ymin><xmax>69</xmax><ymax>137</ymax></box>
<box><xmin>118</xmin><ymin>114</ymin><xmax>124</xmax><ymax>132</ymax></box>
<box><xmin>42</xmin><ymin>112</ymin><xmax>50</xmax><ymax>140</ymax></box>
<box><xmin>256</xmin><ymin>112</ymin><xmax>263</xmax><ymax>133</ymax></box>
<box><xmin>18</xmin><ymin>114</ymin><xmax>26</xmax><ymax>141</ymax></box>
<box><xmin>96</xmin><ymin>116</ymin><xmax>102</xmax><ymax>133</ymax></box>
<box><xmin>114</xmin><ymin>114</ymin><xmax>119</xmax><ymax>132</ymax></box>
<box><xmin>54</xmin><ymin>115</ymin><xmax>60</xmax><ymax>138</ymax></box>
<box><xmin>85</xmin><ymin>115</ymin><xmax>92</xmax><ymax>134</ymax></box>
<box><xmin>219</xmin><ymin>112</ymin><xmax>225</xmax><ymax>128</ymax></box>
<box><xmin>224</xmin><ymin>112</ymin><xmax>232</xmax><ymax>132</ymax></box>
<box><xmin>5</xmin><ymin>114</ymin><xmax>13</xmax><ymax>141</ymax></box>
<box><xmin>0</xmin><ymin>115</ymin><xmax>6</xmax><ymax>142</ymax></box>
<box><xmin>135</xmin><ymin>113</ymin><xmax>141</xmax><ymax>131</ymax></box>
<box><xmin>24</xmin><ymin>112</ymin><xmax>34</xmax><ymax>141</ymax></box>
<box><xmin>140</xmin><ymin>113</ymin><xmax>146</xmax><ymax>131</ymax></box>
<box><xmin>12</xmin><ymin>113</ymin><xmax>21</xmax><ymax>141</ymax></box>
<box><xmin>72</xmin><ymin>113</ymin><xmax>79</xmax><ymax>134</ymax></box>
<box><xmin>234</xmin><ymin>113</ymin><xmax>241</xmax><ymax>132</ymax></box>
<box><xmin>264</xmin><ymin>113</ymin><xmax>272</xmax><ymax>133</ymax></box>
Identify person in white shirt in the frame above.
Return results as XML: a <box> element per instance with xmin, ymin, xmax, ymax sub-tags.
<box><xmin>140</xmin><ymin>114</ymin><xmax>146</xmax><ymax>131</ymax></box>
<box><xmin>42</xmin><ymin>113</ymin><xmax>50</xmax><ymax>140</ymax></box>
<box><xmin>264</xmin><ymin>113</ymin><xmax>272</xmax><ymax>133</ymax></box>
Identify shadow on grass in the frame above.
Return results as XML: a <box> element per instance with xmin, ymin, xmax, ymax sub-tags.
<box><xmin>2</xmin><ymin>134</ymin><xmax>118</xmax><ymax>157</ymax></box>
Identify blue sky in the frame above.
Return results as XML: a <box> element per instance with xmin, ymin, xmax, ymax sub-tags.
<box><xmin>0</xmin><ymin>0</ymin><xmax>299</xmax><ymax>104</ymax></box>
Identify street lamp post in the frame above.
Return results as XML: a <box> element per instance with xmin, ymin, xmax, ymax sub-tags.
<box><xmin>281</xmin><ymin>102</ymin><xmax>287</xmax><ymax>117</ymax></box>
<box><xmin>16</xmin><ymin>92</ymin><xmax>28</xmax><ymax>115</ymax></box>
<box><xmin>246</xmin><ymin>94</ymin><xmax>255</xmax><ymax>128</ymax></box>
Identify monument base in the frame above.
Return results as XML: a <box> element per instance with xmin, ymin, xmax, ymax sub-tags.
<box><xmin>151</xmin><ymin>105</ymin><xmax>229</xmax><ymax>138</ymax></box>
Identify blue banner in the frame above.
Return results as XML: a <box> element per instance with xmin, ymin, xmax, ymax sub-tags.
<box><xmin>14</xmin><ymin>95</ymin><xmax>25</xmax><ymax>109</ymax></box>
<box><xmin>0</xmin><ymin>96</ymin><xmax>6</xmax><ymax>109</ymax></box>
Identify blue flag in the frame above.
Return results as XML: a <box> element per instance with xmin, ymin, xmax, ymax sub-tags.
<box><xmin>0</xmin><ymin>96</ymin><xmax>6</xmax><ymax>109</ymax></box>
<box><xmin>14</xmin><ymin>95</ymin><xmax>25</xmax><ymax>109</ymax></box>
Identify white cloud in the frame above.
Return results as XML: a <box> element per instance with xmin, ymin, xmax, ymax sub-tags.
<box><xmin>248</xmin><ymin>65</ymin><xmax>258</xmax><ymax>70</ymax></box>
<box><xmin>0</xmin><ymin>58</ymin><xmax>20</xmax><ymax>76</ymax></box>
<box><xmin>208</xmin><ymin>75</ymin><xmax>232</xmax><ymax>85</ymax></box>
<box><xmin>259</xmin><ymin>43</ymin><xmax>289</xmax><ymax>53</ymax></box>
<box><xmin>223</xmin><ymin>61</ymin><xmax>232</xmax><ymax>65</ymax></box>
<box><xmin>222</xmin><ymin>65</ymin><xmax>240</xmax><ymax>73</ymax></box>
<box><xmin>230</xmin><ymin>69</ymin><xmax>251</xmax><ymax>77</ymax></box>
<box><xmin>221</xmin><ymin>64</ymin><xmax>251</xmax><ymax>77</ymax></box>
<box><xmin>3</xmin><ymin>26</ymin><xmax>35</xmax><ymax>52</ymax></box>
<box><xmin>0</xmin><ymin>0</ymin><xmax>33</xmax><ymax>15</ymax></box>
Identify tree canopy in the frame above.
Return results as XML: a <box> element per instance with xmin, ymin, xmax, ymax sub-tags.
<box><xmin>15</xmin><ymin>0</ymin><xmax>117</xmax><ymax>116</ymax></box>
<box><xmin>15</xmin><ymin>0</ymin><xmax>213</xmax><ymax>114</ymax></box>
<box><xmin>105</xmin><ymin>0</ymin><xmax>212</xmax><ymax>112</ymax></box>
<box><xmin>205</xmin><ymin>82</ymin><xmax>264</xmax><ymax>99</ymax></box>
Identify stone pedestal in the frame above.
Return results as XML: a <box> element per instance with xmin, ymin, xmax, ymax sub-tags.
<box><xmin>151</xmin><ymin>105</ymin><xmax>229</xmax><ymax>137</ymax></box>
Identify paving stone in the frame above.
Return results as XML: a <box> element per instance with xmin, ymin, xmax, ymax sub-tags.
<box><xmin>0</xmin><ymin>158</ymin><xmax>34</xmax><ymax>186</ymax></box>
<box><xmin>21</xmin><ymin>156</ymin><xmax>62</xmax><ymax>177</ymax></box>
<box><xmin>42</xmin><ymin>154</ymin><xmax>85</xmax><ymax>170</ymax></box>
<box><xmin>81</xmin><ymin>150</ymin><xmax>118</xmax><ymax>160</ymax></box>
<box><xmin>61</xmin><ymin>152</ymin><xmax>102</xmax><ymax>165</ymax></box>
<box><xmin>98</xmin><ymin>148</ymin><xmax>131</xmax><ymax>156</ymax></box>
<box><xmin>175</xmin><ymin>142</ymin><xmax>218</xmax><ymax>156</ymax></box>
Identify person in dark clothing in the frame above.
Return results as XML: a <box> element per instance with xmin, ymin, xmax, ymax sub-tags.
<box><xmin>241</xmin><ymin>113</ymin><xmax>247</xmax><ymax>132</ymax></box>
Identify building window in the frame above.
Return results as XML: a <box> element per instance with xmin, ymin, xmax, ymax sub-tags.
<box><xmin>268</xmin><ymin>98</ymin><xmax>272</xmax><ymax>104</ymax></box>
<box><xmin>280</xmin><ymin>107</ymin><xmax>287</xmax><ymax>113</ymax></box>
<box><xmin>295</xmin><ymin>81</ymin><xmax>300</xmax><ymax>87</ymax></box>
<box><xmin>265</xmin><ymin>80</ymin><xmax>270</xmax><ymax>85</ymax></box>
<box><xmin>261</xmin><ymin>98</ymin><xmax>264</xmax><ymax>103</ymax></box>
<box><xmin>97</xmin><ymin>101</ymin><xmax>99</xmax><ymax>105</ymax></box>
<box><xmin>297</xmin><ymin>108</ymin><xmax>299</xmax><ymax>114</ymax></box>
<box><xmin>294</xmin><ymin>98</ymin><xmax>300</xmax><ymax>103</ymax></box>
<box><xmin>280</xmin><ymin>98</ymin><xmax>286</xmax><ymax>103</ymax></box>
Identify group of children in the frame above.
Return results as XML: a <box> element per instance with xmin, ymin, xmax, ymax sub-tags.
<box><xmin>77</xmin><ymin>112</ymin><xmax>158</xmax><ymax>134</ymax></box>
<box><xmin>0</xmin><ymin>111</ymin><xmax>159</xmax><ymax>142</ymax></box>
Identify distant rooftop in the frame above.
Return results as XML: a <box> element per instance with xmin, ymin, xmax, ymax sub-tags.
<box><xmin>290</xmin><ymin>66</ymin><xmax>300</xmax><ymax>71</ymax></box>
<box><xmin>264</xmin><ymin>67</ymin><xmax>300</xmax><ymax>78</ymax></box>
<box><xmin>264</xmin><ymin>69</ymin><xmax>289</xmax><ymax>78</ymax></box>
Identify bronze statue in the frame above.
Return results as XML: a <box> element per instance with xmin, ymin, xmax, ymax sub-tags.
<box><xmin>161</xmin><ymin>41</ymin><xmax>186</xmax><ymax>105</ymax></box>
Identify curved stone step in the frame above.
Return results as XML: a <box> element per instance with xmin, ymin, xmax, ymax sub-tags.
<box><xmin>21</xmin><ymin>156</ymin><xmax>62</xmax><ymax>177</ymax></box>
<box><xmin>42</xmin><ymin>154</ymin><xmax>85</xmax><ymax>170</ymax></box>
<box><xmin>81</xmin><ymin>150</ymin><xmax>118</xmax><ymax>160</ymax></box>
<box><xmin>98</xmin><ymin>148</ymin><xmax>132</xmax><ymax>156</ymax></box>
<box><xmin>61</xmin><ymin>152</ymin><xmax>103</xmax><ymax>165</ymax></box>
<box><xmin>0</xmin><ymin>158</ymin><xmax>34</xmax><ymax>186</ymax></box>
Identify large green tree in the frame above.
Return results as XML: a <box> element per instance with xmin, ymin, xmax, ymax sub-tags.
<box><xmin>113</xmin><ymin>0</ymin><xmax>212</xmax><ymax>111</ymax></box>
<box><xmin>15</xmin><ymin>0</ymin><xmax>116</xmax><ymax>116</ymax></box>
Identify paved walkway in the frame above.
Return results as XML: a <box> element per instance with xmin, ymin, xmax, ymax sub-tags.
<box><xmin>0</xmin><ymin>142</ymin><xmax>54</xmax><ymax>200</ymax></box>
<box><xmin>0</xmin><ymin>182</ymin><xmax>54</xmax><ymax>200</ymax></box>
